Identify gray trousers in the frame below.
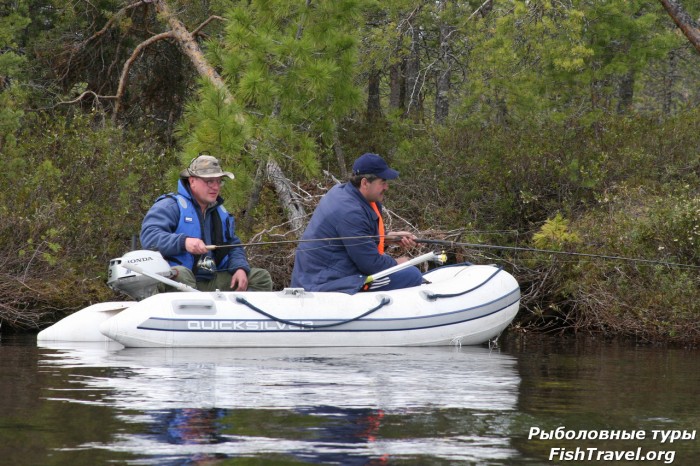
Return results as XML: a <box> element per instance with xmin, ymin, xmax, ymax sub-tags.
<box><xmin>170</xmin><ymin>266</ymin><xmax>273</xmax><ymax>292</ymax></box>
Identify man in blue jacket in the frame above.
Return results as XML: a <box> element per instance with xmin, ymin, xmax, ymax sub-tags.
<box><xmin>141</xmin><ymin>154</ymin><xmax>272</xmax><ymax>292</ymax></box>
<box><xmin>291</xmin><ymin>153</ymin><xmax>423</xmax><ymax>293</ymax></box>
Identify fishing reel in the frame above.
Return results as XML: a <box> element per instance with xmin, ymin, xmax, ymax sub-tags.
<box><xmin>436</xmin><ymin>250</ymin><xmax>448</xmax><ymax>264</ymax></box>
<box><xmin>196</xmin><ymin>255</ymin><xmax>217</xmax><ymax>274</ymax></box>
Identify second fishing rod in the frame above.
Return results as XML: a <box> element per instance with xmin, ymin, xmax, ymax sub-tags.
<box><xmin>205</xmin><ymin>235</ymin><xmax>700</xmax><ymax>270</ymax></box>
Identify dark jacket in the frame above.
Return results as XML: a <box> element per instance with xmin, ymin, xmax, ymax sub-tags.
<box><xmin>291</xmin><ymin>183</ymin><xmax>397</xmax><ymax>291</ymax></box>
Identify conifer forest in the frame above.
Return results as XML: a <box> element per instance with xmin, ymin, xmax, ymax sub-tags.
<box><xmin>1</xmin><ymin>1</ymin><xmax>700</xmax><ymax>344</ymax></box>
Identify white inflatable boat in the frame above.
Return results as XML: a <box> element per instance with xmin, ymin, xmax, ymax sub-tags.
<box><xmin>37</xmin><ymin>250</ymin><xmax>520</xmax><ymax>348</ymax></box>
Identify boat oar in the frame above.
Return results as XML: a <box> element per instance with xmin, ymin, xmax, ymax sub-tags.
<box><xmin>120</xmin><ymin>262</ymin><xmax>200</xmax><ymax>293</ymax></box>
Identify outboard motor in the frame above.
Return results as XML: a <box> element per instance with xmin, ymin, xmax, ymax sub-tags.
<box><xmin>107</xmin><ymin>250</ymin><xmax>173</xmax><ymax>300</ymax></box>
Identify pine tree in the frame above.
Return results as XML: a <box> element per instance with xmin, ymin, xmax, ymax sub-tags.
<box><xmin>465</xmin><ymin>0</ymin><xmax>676</xmax><ymax>124</ymax></box>
<box><xmin>178</xmin><ymin>0</ymin><xmax>364</xmax><ymax>212</ymax></box>
<box><xmin>0</xmin><ymin>0</ymin><xmax>30</xmax><ymax>154</ymax></box>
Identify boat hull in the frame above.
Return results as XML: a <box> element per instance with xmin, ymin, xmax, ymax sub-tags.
<box><xmin>36</xmin><ymin>301</ymin><xmax>134</xmax><ymax>342</ymax></box>
<box><xmin>98</xmin><ymin>264</ymin><xmax>520</xmax><ymax>348</ymax></box>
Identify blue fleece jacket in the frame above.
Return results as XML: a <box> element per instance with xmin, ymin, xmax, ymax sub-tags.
<box><xmin>140</xmin><ymin>179</ymin><xmax>249</xmax><ymax>281</ymax></box>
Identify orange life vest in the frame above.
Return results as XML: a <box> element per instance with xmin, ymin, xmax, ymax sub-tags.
<box><xmin>370</xmin><ymin>202</ymin><xmax>385</xmax><ymax>254</ymax></box>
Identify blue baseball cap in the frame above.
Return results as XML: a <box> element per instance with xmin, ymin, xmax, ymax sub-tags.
<box><xmin>351</xmin><ymin>153</ymin><xmax>399</xmax><ymax>180</ymax></box>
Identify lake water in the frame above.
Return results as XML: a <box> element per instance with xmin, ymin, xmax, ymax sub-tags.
<box><xmin>0</xmin><ymin>332</ymin><xmax>698</xmax><ymax>465</ymax></box>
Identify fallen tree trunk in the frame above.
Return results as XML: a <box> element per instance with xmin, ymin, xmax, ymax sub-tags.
<box><xmin>659</xmin><ymin>0</ymin><xmax>700</xmax><ymax>53</ymax></box>
<box><xmin>266</xmin><ymin>159</ymin><xmax>306</xmax><ymax>234</ymax></box>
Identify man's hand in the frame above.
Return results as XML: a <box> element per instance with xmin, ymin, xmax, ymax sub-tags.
<box><xmin>386</xmin><ymin>231</ymin><xmax>417</xmax><ymax>249</ymax></box>
<box><xmin>185</xmin><ymin>237</ymin><xmax>209</xmax><ymax>255</ymax></box>
<box><xmin>230</xmin><ymin>268</ymin><xmax>248</xmax><ymax>291</ymax></box>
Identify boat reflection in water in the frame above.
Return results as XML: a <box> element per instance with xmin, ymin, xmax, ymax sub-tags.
<box><xmin>38</xmin><ymin>343</ymin><xmax>521</xmax><ymax>464</ymax></box>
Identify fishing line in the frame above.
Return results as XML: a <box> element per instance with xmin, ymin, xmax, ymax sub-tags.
<box><xmin>414</xmin><ymin>239</ymin><xmax>700</xmax><ymax>270</ymax></box>
<box><xmin>207</xmin><ymin>235</ymin><xmax>700</xmax><ymax>270</ymax></box>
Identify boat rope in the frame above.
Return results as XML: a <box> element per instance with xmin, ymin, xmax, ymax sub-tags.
<box><xmin>425</xmin><ymin>264</ymin><xmax>504</xmax><ymax>301</ymax></box>
<box><xmin>207</xmin><ymin>235</ymin><xmax>700</xmax><ymax>270</ymax></box>
<box><xmin>234</xmin><ymin>296</ymin><xmax>390</xmax><ymax>329</ymax></box>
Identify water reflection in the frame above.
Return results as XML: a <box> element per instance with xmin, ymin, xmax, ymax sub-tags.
<box><xmin>6</xmin><ymin>335</ymin><xmax>698</xmax><ymax>464</ymax></box>
<box><xmin>153</xmin><ymin>408</ymin><xmax>227</xmax><ymax>445</ymax></box>
<box><xmin>36</xmin><ymin>343</ymin><xmax>521</xmax><ymax>464</ymax></box>
<box><xmin>505</xmin><ymin>336</ymin><xmax>700</xmax><ymax>465</ymax></box>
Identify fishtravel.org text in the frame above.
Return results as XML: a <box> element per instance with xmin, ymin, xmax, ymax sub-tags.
<box><xmin>529</xmin><ymin>427</ymin><xmax>697</xmax><ymax>464</ymax></box>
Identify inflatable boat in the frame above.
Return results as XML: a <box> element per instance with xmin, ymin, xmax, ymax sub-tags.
<box><xmin>37</xmin><ymin>250</ymin><xmax>520</xmax><ymax>348</ymax></box>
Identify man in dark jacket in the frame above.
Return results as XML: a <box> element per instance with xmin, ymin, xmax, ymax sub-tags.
<box><xmin>141</xmin><ymin>154</ymin><xmax>272</xmax><ymax>292</ymax></box>
<box><xmin>291</xmin><ymin>153</ymin><xmax>423</xmax><ymax>292</ymax></box>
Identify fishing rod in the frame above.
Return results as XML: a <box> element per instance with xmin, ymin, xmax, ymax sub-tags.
<box><xmin>206</xmin><ymin>235</ymin><xmax>700</xmax><ymax>270</ymax></box>
<box><xmin>205</xmin><ymin>235</ymin><xmax>397</xmax><ymax>250</ymax></box>
<box><xmin>413</xmin><ymin>239</ymin><xmax>700</xmax><ymax>270</ymax></box>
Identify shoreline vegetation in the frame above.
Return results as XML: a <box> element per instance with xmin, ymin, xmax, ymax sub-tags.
<box><xmin>1</xmin><ymin>2</ymin><xmax>698</xmax><ymax>345</ymax></box>
<box><xmin>2</xmin><ymin>113</ymin><xmax>699</xmax><ymax>346</ymax></box>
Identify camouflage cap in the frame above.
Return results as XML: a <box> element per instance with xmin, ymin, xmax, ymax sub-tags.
<box><xmin>180</xmin><ymin>154</ymin><xmax>235</xmax><ymax>179</ymax></box>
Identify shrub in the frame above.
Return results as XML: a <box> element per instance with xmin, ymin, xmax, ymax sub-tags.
<box><xmin>0</xmin><ymin>111</ymin><xmax>176</xmax><ymax>329</ymax></box>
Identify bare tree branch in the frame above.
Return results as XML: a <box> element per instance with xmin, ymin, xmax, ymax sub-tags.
<box><xmin>113</xmin><ymin>31</ymin><xmax>174</xmax><ymax>118</ymax></box>
<box><xmin>58</xmin><ymin>90</ymin><xmax>116</xmax><ymax>106</ymax></box>
<box><xmin>468</xmin><ymin>0</ymin><xmax>494</xmax><ymax>21</ymax></box>
<box><xmin>77</xmin><ymin>1</ymin><xmax>149</xmax><ymax>49</ymax></box>
<box><xmin>191</xmin><ymin>15</ymin><xmax>226</xmax><ymax>36</ymax></box>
